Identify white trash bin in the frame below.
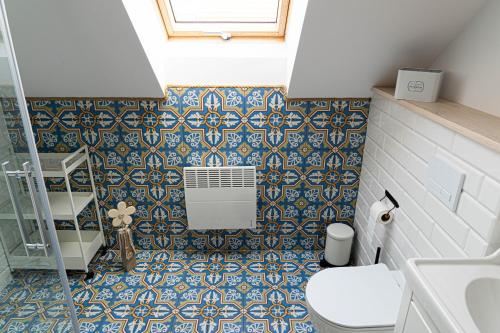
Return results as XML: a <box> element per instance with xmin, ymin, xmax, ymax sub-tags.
<box><xmin>324</xmin><ymin>223</ymin><xmax>354</xmax><ymax>266</ymax></box>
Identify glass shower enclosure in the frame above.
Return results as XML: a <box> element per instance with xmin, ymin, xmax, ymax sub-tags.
<box><xmin>0</xmin><ymin>2</ymin><xmax>78</xmax><ymax>332</ymax></box>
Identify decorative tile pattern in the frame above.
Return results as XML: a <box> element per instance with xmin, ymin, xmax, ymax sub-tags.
<box><xmin>1</xmin><ymin>94</ymin><xmax>29</xmax><ymax>153</ymax></box>
<box><xmin>0</xmin><ymin>270</ymin><xmax>73</xmax><ymax>332</ymax></box>
<box><xmin>26</xmin><ymin>88</ymin><xmax>369</xmax><ymax>250</ymax></box>
<box><xmin>70</xmin><ymin>249</ymin><xmax>321</xmax><ymax>333</ymax></box>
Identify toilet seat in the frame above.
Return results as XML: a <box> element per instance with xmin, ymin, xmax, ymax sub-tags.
<box><xmin>306</xmin><ymin>264</ymin><xmax>402</xmax><ymax>330</ymax></box>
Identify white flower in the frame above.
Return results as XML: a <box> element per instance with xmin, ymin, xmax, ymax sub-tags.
<box><xmin>108</xmin><ymin>202</ymin><xmax>136</xmax><ymax>228</ymax></box>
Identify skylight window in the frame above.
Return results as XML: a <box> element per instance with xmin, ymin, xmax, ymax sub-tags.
<box><xmin>156</xmin><ymin>0</ymin><xmax>290</xmax><ymax>39</ymax></box>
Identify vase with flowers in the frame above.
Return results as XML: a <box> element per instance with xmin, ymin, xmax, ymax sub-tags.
<box><xmin>108</xmin><ymin>202</ymin><xmax>136</xmax><ymax>271</ymax></box>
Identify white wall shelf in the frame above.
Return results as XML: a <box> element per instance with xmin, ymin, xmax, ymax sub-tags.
<box><xmin>5</xmin><ymin>229</ymin><xmax>103</xmax><ymax>272</ymax></box>
<box><xmin>372</xmin><ymin>87</ymin><xmax>500</xmax><ymax>154</ymax></box>
<box><xmin>0</xmin><ymin>192</ymin><xmax>93</xmax><ymax>220</ymax></box>
<box><xmin>57</xmin><ymin>230</ymin><xmax>103</xmax><ymax>271</ymax></box>
<box><xmin>19</xmin><ymin>151</ymin><xmax>87</xmax><ymax>177</ymax></box>
<box><xmin>48</xmin><ymin>192</ymin><xmax>94</xmax><ymax>220</ymax></box>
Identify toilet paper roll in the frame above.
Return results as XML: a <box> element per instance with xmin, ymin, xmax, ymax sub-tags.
<box><xmin>366</xmin><ymin>201</ymin><xmax>394</xmax><ymax>244</ymax></box>
<box><xmin>371</xmin><ymin>201</ymin><xmax>394</xmax><ymax>226</ymax></box>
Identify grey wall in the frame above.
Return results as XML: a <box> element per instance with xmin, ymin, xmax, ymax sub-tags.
<box><xmin>287</xmin><ymin>0</ymin><xmax>485</xmax><ymax>98</ymax></box>
<box><xmin>432</xmin><ymin>0</ymin><xmax>500</xmax><ymax>117</ymax></box>
<box><xmin>5</xmin><ymin>0</ymin><xmax>163</xmax><ymax>97</ymax></box>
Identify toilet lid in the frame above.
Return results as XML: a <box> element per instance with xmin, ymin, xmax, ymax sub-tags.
<box><xmin>306</xmin><ymin>264</ymin><xmax>402</xmax><ymax>329</ymax></box>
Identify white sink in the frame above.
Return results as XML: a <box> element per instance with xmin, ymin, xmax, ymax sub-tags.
<box><xmin>405</xmin><ymin>249</ymin><xmax>500</xmax><ymax>333</ymax></box>
<box><xmin>466</xmin><ymin>278</ymin><xmax>500</xmax><ymax>333</ymax></box>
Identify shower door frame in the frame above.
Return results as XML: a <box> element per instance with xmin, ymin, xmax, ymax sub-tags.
<box><xmin>0</xmin><ymin>1</ymin><xmax>80</xmax><ymax>332</ymax></box>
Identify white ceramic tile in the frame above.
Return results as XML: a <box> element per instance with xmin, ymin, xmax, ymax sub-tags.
<box><xmin>413</xmin><ymin>114</ymin><xmax>456</xmax><ymax>149</ymax></box>
<box><xmin>392</xmin><ymin>210</ymin><xmax>431</xmax><ymax>257</ymax></box>
<box><xmin>401</xmin><ymin>127</ymin><xmax>436</xmax><ymax>162</ymax></box>
<box><xmin>486</xmin><ymin>244</ymin><xmax>500</xmax><ymax>256</ymax></box>
<box><xmin>377</xmin><ymin>164</ymin><xmax>401</xmax><ymax>197</ymax></box>
<box><xmin>354</xmin><ymin>241</ymin><xmax>371</xmax><ymax>266</ymax></box>
<box><xmin>430</xmin><ymin>225</ymin><xmax>467</xmax><ymax>258</ymax></box>
<box><xmin>358</xmin><ymin>188</ymin><xmax>377</xmax><ymax>214</ymax></box>
<box><xmin>356</xmin><ymin>190</ymin><xmax>370</xmax><ymax>219</ymax></box>
<box><xmin>368</xmin><ymin>105</ymin><xmax>384</xmax><ymax>127</ymax></box>
<box><xmin>383</xmin><ymin>134</ymin><xmax>410</xmax><ymax>168</ymax></box>
<box><xmin>370</xmin><ymin>96</ymin><xmax>386</xmax><ymax>112</ymax></box>
<box><xmin>388</xmin><ymin>223</ymin><xmax>420</xmax><ymax>259</ymax></box>
<box><xmin>452</xmin><ymin>135</ymin><xmax>500</xmax><ymax>182</ymax></box>
<box><xmin>464</xmin><ymin>230</ymin><xmax>488</xmax><ymax>257</ymax></box>
<box><xmin>362</xmin><ymin>172</ymin><xmax>384</xmax><ymax>200</ymax></box>
<box><xmin>396</xmin><ymin>165</ymin><xmax>426</xmax><ymax>206</ymax></box>
<box><xmin>478</xmin><ymin>177</ymin><xmax>500</xmax><ymax>216</ymax></box>
<box><xmin>382</xmin><ymin>113</ymin><xmax>405</xmax><ymax>142</ymax></box>
<box><xmin>360</xmin><ymin>171</ymin><xmax>375</xmax><ymax>195</ymax></box>
<box><xmin>376</xmin><ymin>148</ymin><xmax>398</xmax><ymax>177</ymax></box>
<box><xmin>457</xmin><ymin>192</ymin><xmax>497</xmax><ymax>241</ymax></box>
<box><xmin>361</xmin><ymin>146</ymin><xmax>378</xmax><ymax>176</ymax></box>
<box><xmin>488</xmin><ymin>222</ymin><xmax>500</xmax><ymax>247</ymax></box>
<box><xmin>400</xmin><ymin>194</ymin><xmax>435</xmax><ymax>238</ymax></box>
<box><xmin>423</xmin><ymin>194</ymin><xmax>470</xmax><ymax>246</ymax></box>
<box><xmin>364</xmin><ymin>136</ymin><xmax>377</xmax><ymax>155</ymax></box>
<box><xmin>356</xmin><ymin>93</ymin><xmax>500</xmax><ymax>271</ymax></box>
<box><xmin>385</xmin><ymin>132</ymin><xmax>432</xmax><ymax>185</ymax></box>
<box><xmin>399</xmin><ymin>148</ymin><xmax>427</xmax><ymax>184</ymax></box>
<box><xmin>388</xmin><ymin>103</ymin><xmax>415</xmax><ymax>125</ymax></box>
<box><xmin>382</xmin><ymin>236</ymin><xmax>408</xmax><ymax>269</ymax></box>
<box><xmin>435</xmin><ymin>148</ymin><xmax>484</xmax><ymax>196</ymax></box>
<box><xmin>366</xmin><ymin>121</ymin><xmax>385</xmax><ymax>147</ymax></box>
<box><xmin>414</xmin><ymin>230</ymin><xmax>441</xmax><ymax>258</ymax></box>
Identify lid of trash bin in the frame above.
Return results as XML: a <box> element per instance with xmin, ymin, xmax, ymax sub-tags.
<box><xmin>327</xmin><ymin>223</ymin><xmax>354</xmax><ymax>240</ymax></box>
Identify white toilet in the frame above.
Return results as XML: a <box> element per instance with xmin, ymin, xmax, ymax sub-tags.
<box><xmin>306</xmin><ymin>264</ymin><xmax>403</xmax><ymax>333</ymax></box>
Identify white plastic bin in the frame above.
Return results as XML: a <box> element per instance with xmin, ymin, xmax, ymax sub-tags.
<box><xmin>324</xmin><ymin>223</ymin><xmax>354</xmax><ymax>266</ymax></box>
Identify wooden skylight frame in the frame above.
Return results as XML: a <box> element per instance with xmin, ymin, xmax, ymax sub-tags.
<box><xmin>156</xmin><ymin>0</ymin><xmax>291</xmax><ymax>39</ymax></box>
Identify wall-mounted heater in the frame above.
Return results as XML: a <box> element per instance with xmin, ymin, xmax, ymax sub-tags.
<box><xmin>183</xmin><ymin>166</ymin><xmax>256</xmax><ymax>230</ymax></box>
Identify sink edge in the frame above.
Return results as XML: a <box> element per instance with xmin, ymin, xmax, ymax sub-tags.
<box><xmin>404</xmin><ymin>259</ymin><xmax>466</xmax><ymax>333</ymax></box>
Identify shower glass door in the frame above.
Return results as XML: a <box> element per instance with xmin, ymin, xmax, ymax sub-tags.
<box><xmin>0</xmin><ymin>2</ymin><xmax>78</xmax><ymax>332</ymax></box>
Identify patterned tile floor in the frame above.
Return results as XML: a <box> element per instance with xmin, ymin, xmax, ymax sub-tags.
<box><xmin>70</xmin><ymin>250</ymin><xmax>322</xmax><ymax>333</ymax></box>
<box><xmin>0</xmin><ymin>270</ymin><xmax>73</xmax><ymax>332</ymax></box>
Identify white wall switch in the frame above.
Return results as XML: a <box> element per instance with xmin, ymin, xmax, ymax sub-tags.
<box><xmin>426</xmin><ymin>156</ymin><xmax>465</xmax><ymax>211</ymax></box>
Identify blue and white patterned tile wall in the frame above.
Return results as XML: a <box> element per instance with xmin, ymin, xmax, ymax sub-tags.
<box><xmin>26</xmin><ymin>87</ymin><xmax>369</xmax><ymax>251</ymax></box>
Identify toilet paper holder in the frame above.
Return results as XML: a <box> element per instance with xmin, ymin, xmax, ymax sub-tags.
<box><xmin>379</xmin><ymin>190</ymin><xmax>399</xmax><ymax>222</ymax></box>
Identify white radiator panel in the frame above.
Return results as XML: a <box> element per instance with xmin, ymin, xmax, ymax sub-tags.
<box><xmin>183</xmin><ymin>166</ymin><xmax>256</xmax><ymax>230</ymax></box>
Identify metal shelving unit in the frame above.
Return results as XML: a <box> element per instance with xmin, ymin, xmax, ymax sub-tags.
<box><xmin>1</xmin><ymin>145</ymin><xmax>106</xmax><ymax>275</ymax></box>
<box><xmin>37</xmin><ymin>145</ymin><xmax>106</xmax><ymax>273</ymax></box>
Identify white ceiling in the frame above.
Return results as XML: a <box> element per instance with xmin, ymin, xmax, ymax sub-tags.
<box><xmin>287</xmin><ymin>0</ymin><xmax>486</xmax><ymax>98</ymax></box>
<box><xmin>432</xmin><ymin>0</ymin><xmax>500</xmax><ymax>117</ymax></box>
<box><xmin>5</xmin><ymin>0</ymin><xmax>164</xmax><ymax>97</ymax></box>
<box><xmin>3</xmin><ymin>0</ymin><xmax>487</xmax><ymax>98</ymax></box>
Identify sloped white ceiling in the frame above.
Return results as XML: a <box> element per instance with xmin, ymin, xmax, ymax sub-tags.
<box><xmin>5</xmin><ymin>0</ymin><xmax>164</xmax><ymax>97</ymax></box>
<box><xmin>287</xmin><ymin>0</ymin><xmax>486</xmax><ymax>98</ymax></box>
<box><xmin>3</xmin><ymin>0</ymin><xmax>487</xmax><ymax>98</ymax></box>
<box><xmin>432</xmin><ymin>0</ymin><xmax>500</xmax><ymax>117</ymax></box>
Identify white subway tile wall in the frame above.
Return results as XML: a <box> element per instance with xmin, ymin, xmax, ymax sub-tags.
<box><xmin>354</xmin><ymin>94</ymin><xmax>500</xmax><ymax>269</ymax></box>
<box><xmin>478</xmin><ymin>178</ymin><xmax>500</xmax><ymax>216</ymax></box>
